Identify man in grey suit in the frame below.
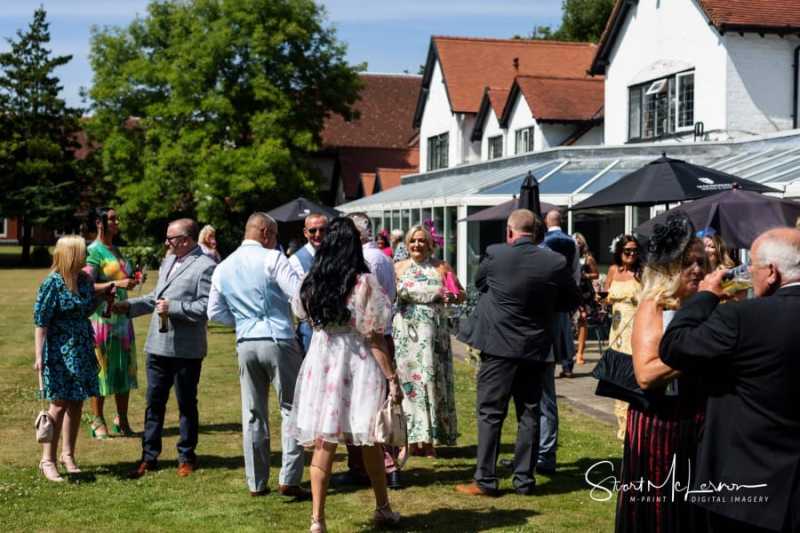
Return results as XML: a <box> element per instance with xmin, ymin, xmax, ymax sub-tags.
<box><xmin>114</xmin><ymin>218</ymin><xmax>216</xmax><ymax>478</ymax></box>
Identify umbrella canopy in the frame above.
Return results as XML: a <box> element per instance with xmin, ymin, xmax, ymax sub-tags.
<box><xmin>265</xmin><ymin>197</ymin><xmax>339</xmax><ymax>223</ymax></box>
<box><xmin>462</xmin><ymin>197</ymin><xmax>559</xmax><ymax>222</ymax></box>
<box><xmin>518</xmin><ymin>171</ymin><xmax>542</xmax><ymax>216</ymax></box>
<box><xmin>635</xmin><ymin>188</ymin><xmax>800</xmax><ymax>249</ymax></box>
<box><xmin>573</xmin><ymin>155</ymin><xmax>778</xmax><ymax>210</ymax></box>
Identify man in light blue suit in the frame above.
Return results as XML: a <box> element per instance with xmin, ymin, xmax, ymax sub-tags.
<box><xmin>207</xmin><ymin>212</ymin><xmax>308</xmax><ymax>499</ymax></box>
<box><xmin>288</xmin><ymin>213</ymin><xmax>328</xmax><ymax>353</ymax></box>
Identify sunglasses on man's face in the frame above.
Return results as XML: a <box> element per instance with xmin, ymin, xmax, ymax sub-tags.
<box><xmin>622</xmin><ymin>248</ymin><xmax>639</xmax><ymax>256</ymax></box>
<box><xmin>165</xmin><ymin>234</ymin><xmax>187</xmax><ymax>244</ymax></box>
<box><xmin>306</xmin><ymin>227</ymin><xmax>326</xmax><ymax>235</ymax></box>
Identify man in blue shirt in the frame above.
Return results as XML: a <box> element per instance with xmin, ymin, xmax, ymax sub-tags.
<box><xmin>288</xmin><ymin>213</ymin><xmax>328</xmax><ymax>353</ymax></box>
<box><xmin>207</xmin><ymin>212</ymin><xmax>308</xmax><ymax>499</ymax></box>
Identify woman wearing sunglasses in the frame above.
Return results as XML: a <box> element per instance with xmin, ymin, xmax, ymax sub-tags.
<box><xmin>604</xmin><ymin>235</ymin><xmax>643</xmax><ymax>440</ymax></box>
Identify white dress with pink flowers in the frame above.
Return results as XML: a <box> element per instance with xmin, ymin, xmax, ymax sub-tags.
<box><xmin>288</xmin><ymin>273</ymin><xmax>392</xmax><ymax>446</ymax></box>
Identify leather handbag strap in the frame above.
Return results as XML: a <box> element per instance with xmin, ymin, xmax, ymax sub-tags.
<box><xmin>608</xmin><ymin>313</ymin><xmax>635</xmax><ymax>350</ymax></box>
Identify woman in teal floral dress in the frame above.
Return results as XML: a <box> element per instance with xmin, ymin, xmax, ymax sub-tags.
<box><xmin>393</xmin><ymin>225</ymin><xmax>464</xmax><ymax>460</ymax></box>
<box><xmin>34</xmin><ymin>236</ymin><xmax>101</xmax><ymax>481</ymax></box>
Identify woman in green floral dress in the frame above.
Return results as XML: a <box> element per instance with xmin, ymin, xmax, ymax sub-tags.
<box><xmin>393</xmin><ymin>225</ymin><xmax>464</xmax><ymax>460</ymax></box>
<box><xmin>84</xmin><ymin>207</ymin><xmax>140</xmax><ymax>438</ymax></box>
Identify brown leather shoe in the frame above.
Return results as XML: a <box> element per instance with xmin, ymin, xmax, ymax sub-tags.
<box><xmin>278</xmin><ymin>484</ymin><xmax>311</xmax><ymax>500</ymax></box>
<box><xmin>455</xmin><ymin>482</ymin><xmax>499</xmax><ymax>497</ymax></box>
<box><xmin>128</xmin><ymin>461</ymin><xmax>157</xmax><ymax>479</ymax></box>
<box><xmin>177</xmin><ymin>461</ymin><xmax>196</xmax><ymax>477</ymax></box>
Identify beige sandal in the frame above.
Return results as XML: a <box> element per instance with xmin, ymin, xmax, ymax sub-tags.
<box><xmin>59</xmin><ymin>454</ymin><xmax>81</xmax><ymax>474</ymax></box>
<box><xmin>309</xmin><ymin>516</ymin><xmax>326</xmax><ymax>533</ymax></box>
<box><xmin>39</xmin><ymin>460</ymin><xmax>64</xmax><ymax>482</ymax></box>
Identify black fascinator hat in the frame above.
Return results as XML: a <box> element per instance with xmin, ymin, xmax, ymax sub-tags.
<box><xmin>646</xmin><ymin>211</ymin><xmax>695</xmax><ymax>267</ymax></box>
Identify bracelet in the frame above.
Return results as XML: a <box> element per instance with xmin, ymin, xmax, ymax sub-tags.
<box><xmin>385</xmin><ymin>373</ymin><xmax>397</xmax><ymax>381</ymax></box>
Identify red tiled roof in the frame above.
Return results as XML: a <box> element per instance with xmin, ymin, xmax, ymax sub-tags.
<box><xmin>430</xmin><ymin>36</ymin><xmax>599</xmax><ymax>115</ymax></box>
<box><xmin>360</xmin><ymin>172</ymin><xmax>377</xmax><ymax>196</ymax></box>
<box><xmin>486</xmin><ymin>87</ymin><xmax>511</xmax><ymax>118</ymax></box>
<box><xmin>509</xmin><ymin>76</ymin><xmax>604</xmax><ymax>123</ymax></box>
<box><xmin>592</xmin><ymin>0</ymin><xmax>800</xmax><ymax>74</ymax></box>
<box><xmin>322</xmin><ymin>73</ymin><xmax>421</xmax><ymax>149</ymax></box>
<box><xmin>375</xmin><ymin>167</ymin><xmax>413</xmax><ymax>192</ymax></box>
<box><xmin>699</xmin><ymin>0</ymin><xmax>800</xmax><ymax>30</ymax></box>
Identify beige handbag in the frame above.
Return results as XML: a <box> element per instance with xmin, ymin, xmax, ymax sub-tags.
<box><xmin>35</xmin><ymin>372</ymin><xmax>53</xmax><ymax>444</ymax></box>
<box><xmin>373</xmin><ymin>398</ymin><xmax>407</xmax><ymax>448</ymax></box>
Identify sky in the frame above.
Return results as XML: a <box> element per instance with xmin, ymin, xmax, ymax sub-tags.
<box><xmin>0</xmin><ymin>0</ymin><xmax>564</xmax><ymax>109</ymax></box>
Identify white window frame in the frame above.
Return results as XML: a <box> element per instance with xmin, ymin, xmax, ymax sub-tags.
<box><xmin>515</xmin><ymin>126</ymin><xmax>534</xmax><ymax>154</ymax></box>
<box><xmin>0</xmin><ymin>217</ymin><xmax>6</xmax><ymax>238</ymax></box>
<box><xmin>487</xmin><ymin>135</ymin><xmax>503</xmax><ymax>160</ymax></box>
<box><xmin>427</xmin><ymin>132</ymin><xmax>449</xmax><ymax>171</ymax></box>
<box><xmin>675</xmin><ymin>71</ymin><xmax>695</xmax><ymax>132</ymax></box>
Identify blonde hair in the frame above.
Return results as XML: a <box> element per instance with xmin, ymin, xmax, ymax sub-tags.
<box><xmin>198</xmin><ymin>224</ymin><xmax>216</xmax><ymax>246</ymax></box>
<box><xmin>639</xmin><ymin>264</ymin><xmax>683</xmax><ymax>310</ymax></box>
<box><xmin>405</xmin><ymin>225</ymin><xmax>435</xmax><ymax>256</ymax></box>
<box><xmin>51</xmin><ymin>235</ymin><xmax>87</xmax><ymax>293</ymax></box>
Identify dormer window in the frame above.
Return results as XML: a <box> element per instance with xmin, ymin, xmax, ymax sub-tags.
<box><xmin>488</xmin><ymin>135</ymin><xmax>503</xmax><ymax>159</ymax></box>
<box><xmin>515</xmin><ymin>126</ymin><xmax>534</xmax><ymax>154</ymax></box>
<box><xmin>427</xmin><ymin>132</ymin><xmax>449</xmax><ymax>171</ymax></box>
<box><xmin>628</xmin><ymin>70</ymin><xmax>694</xmax><ymax>141</ymax></box>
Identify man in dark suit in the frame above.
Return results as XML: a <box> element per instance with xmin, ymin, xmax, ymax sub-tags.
<box><xmin>456</xmin><ymin>209</ymin><xmax>580</xmax><ymax>497</ymax></box>
<box><xmin>660</xmin><ymin>227</ymin><xmax>800</xmax><ymax>533</ymax></box>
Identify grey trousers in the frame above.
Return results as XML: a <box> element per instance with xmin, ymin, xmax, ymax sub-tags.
<box><xmin>237</xmin><ymin>338</ymin><xmax>304</xmax><ymax>491</ymax></box>
<box><xmin>537</xmin><ymin>361</ymin><xmax>558</xmax><ymax>470</ymax></box>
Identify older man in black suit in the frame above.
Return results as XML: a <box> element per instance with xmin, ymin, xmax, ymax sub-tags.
<box><xmin>660</xmin><ymin>227</ymin><xmax>800</xmax><ymax>533</ymax></box>
<box><xmin>456</xmin><ymin>209</ymin><xmax>580</xmax><ymax>497</ymax></box>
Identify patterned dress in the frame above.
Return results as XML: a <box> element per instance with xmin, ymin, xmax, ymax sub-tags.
<box><xmin>607</xmin><ymin>277</ymin><xmax>641</xmax><ymax>440</ymax></box>
<box><xmin>34</xmin><ymin>273</ymin><xmax>99</xmax><ymax>401</ymax></box>
<box><xmin>85</xmin><ymin>241</ymin><xmax>138</xmax><ymax>396</ymax></box>
<box><xmin>289</xmin><ymin>273</ymin><xmax>392</xmax><ymax>446</ymax></box>
<box><xmin>393</xmin><ymin>260</ymin><xmax>458</xmax><ymax>446</ymax></box>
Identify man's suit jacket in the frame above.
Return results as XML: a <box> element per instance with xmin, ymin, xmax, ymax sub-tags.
<box><xmin>660</xmin><ymin>288</ymin><xmax>800</xmax><ymax>531</ymax></box>
<box><xmin>128</xmin><ymin>246</ymin><xmax>216</xmax><ymax>359</ymax></box>
<box><xmin>543</xmin><ymin>228</ymin><xmax>579</xmax><ymax>283</ymax></box>
<box><xmin>469</xmin><ymin>239</ymin><xmax>580</xmax><ymax>361</ymax></box>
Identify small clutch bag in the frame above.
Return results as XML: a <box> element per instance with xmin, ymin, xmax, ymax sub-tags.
<box><xmin>373</xmin><ymin>399</ymin><xmax>407</xmax><ymax>448</ymax></box>
<box><xmin>35</xmin><ymin>410</ymin><xmax>54</xmax><ymax>443</ymax></box>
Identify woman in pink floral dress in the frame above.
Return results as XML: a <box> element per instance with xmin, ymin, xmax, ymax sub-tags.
<box><xmin>289</xmin><ymin>217</ymin><xmax>402</xmax><ymax>533</ymax></box>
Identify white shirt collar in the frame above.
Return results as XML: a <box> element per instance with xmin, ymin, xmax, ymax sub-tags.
<box><xmin>547</xmin><ymin>226</ymin><xmax>561</xmax><ymax>233</ymax></box>
<box><xmin>305</xmin><ymin>242</ymin><xmax>317</xmax><ymax>256</ymax></box>
<box><xmin>363</xmin><ymin>241</ymin><xmax>378</xmax><ymax>250</ymax></box>
<box><xmin>241</xmin><ymin>239</ymin><xmax>263</xmax><ymax>247</ymax></box>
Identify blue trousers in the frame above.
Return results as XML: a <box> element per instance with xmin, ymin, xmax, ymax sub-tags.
<box><xmin>142</xmin><ymin>354</ymin><xmax>203</xmax><ymax>465</ymax></box>
<box><xmin>296</xmin><ymin>321</ymin><xmax>312</xmax><ymax>355</ymax></box>
<box><xmin>537</xmin><ymin>361</ymin><xmax>558</xmax><ymax>470</ymax></box>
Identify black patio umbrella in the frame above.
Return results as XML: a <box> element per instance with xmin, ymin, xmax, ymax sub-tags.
<box><xmin>635</xmin><ymin>187</ymin><xmax>800</xmax><ymax>249</ymax></box>
<box><xmin>265</xmin><ymin>197</ymin><xmax>339</xmax><ymax>223</ymax></box>
<box><xmin>518</xmin><ymin>171</ymin><xmax>542</xmax><ymax>215</ymax></box>
<box><xmin>462</xmin><ymin>197</ymin><xmax>559</xmax><ymax>222</ymax></box>
<box><xmin>573</xmin><ymin>155</ymin><xmax>778</xmax><ymax>210</ymax></box>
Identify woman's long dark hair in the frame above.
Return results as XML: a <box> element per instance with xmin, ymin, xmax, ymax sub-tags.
<box><xmin>300</xmin><ymin>217</ymin><xmax>370</xmax><ymax>328</ymax></box>
<box><xmin>89</xmin><ymin>206</ymin><xmax>113</xmax><ymax>234</ymax></box>
<box><xmin>613</xmin><ymin>234</ymin><xmax>643</xmax><ymax>279</ymax></box>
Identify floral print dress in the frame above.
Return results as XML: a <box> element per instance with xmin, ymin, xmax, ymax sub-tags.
<box><xmin>85</xmin><ymin>241</ymin><xmax>138</xmax><ymax>396</ymax></box>
<box><xmin>393</xmin><ymin>260</ymin><xmax>458</xmax><ymax>446</ymax></box>
<box><xmin>34</xmin><ymin>273</ymin><xmax>99</xmax><ymax>401</ymax></box>
<box><xmin>288</xmin><ymin>273</ymin><xmax>392</xmax><ymax>446</ymax></box>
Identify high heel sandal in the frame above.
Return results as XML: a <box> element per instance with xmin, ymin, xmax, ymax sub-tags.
<box><xmin>373</xmin><ymin>503</ymin><xmax>400</xmax><ymax>527</ymax></box>
<box><xmin>59</xmin><ymin>454</ymin><xmax>81</xmax><ymax>474</ymax></box>
<box><xmin>111</xmin><ymin>414</ymin><xmax>134</xmax><ymax>437</ymax></box>
<box><xmin>39</xmin><ymin>460</ymin><xmax>64</xmax><ymax>482</ymax></box>
<box><xmin>89</xmin><ymin>416</ymin><xmax>110</xmax><ymax>440</ymax></box>
<box><xmin>309</xmin><ymin>516</ymin><xmax>327</xmax><ymax>533</ymax></box>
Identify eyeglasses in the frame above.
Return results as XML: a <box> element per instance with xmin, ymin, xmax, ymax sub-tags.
<box><xmin>306</xmin><ymin>227</ymin><xmax>326</xmax><ymax>235</ymax></box>
<box><xmin>622</xmin><ymin>249</ymin><xmax>639</xmax><ymax>256</ymax></box>
<box><xmin>165</xmin><ymin>234</ymin><xmax>187</xmax><ymax>244</ymax></box>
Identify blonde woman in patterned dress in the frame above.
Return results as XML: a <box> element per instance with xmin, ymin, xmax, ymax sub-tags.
<box><xmin>393</xmin><ymin>225</ymin><xmax>464</xmax><ymax>461</ymax></box>
<box><xmin>604</xmin><ymin>235</ymin><xmax>642</xmax><ymax>440</ymax></box>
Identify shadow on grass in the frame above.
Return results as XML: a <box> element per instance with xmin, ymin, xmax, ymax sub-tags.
<box><xmin>361</xmin><ymin>507</ymin><xmax>539</xmax><ymax>532</ymax></box>
<box><xmin>434</xmin><ymin>443</ymin><xmax>515</xmax><ymax>460</ymax></box>
<box><xmin>160</xmin><ymin>422</ymin><xmax>241</xmax><ymax>437</ymax></box>
<box><xmin>532</xmin><ymin>456</ymin><xmax>622</xmax><ymax>497</ymax></box>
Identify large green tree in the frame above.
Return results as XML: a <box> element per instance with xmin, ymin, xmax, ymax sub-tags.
<box><xmin>87</xmin><ymin>0</ymin><xmax>362</xmax><ymax>249</ymax></box>
<box><xmin>0</xmin><ymin>8</ymin><xmax>83</xmax><ymax>264</ymax></box>
<box><xmin>520</xmin><ymin>0</ymin><xmax>615</xmax><ymax>43</ymax></box>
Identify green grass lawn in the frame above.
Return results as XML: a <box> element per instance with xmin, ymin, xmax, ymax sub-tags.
<box><xmin>0</xmin><ymin>267</ymin><xmax>622</xmax><ymax>532</ymax></box>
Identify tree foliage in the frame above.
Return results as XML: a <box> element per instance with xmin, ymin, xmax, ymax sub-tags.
<box><xmin>87</xmin><ymin>0</ymin><xmax>362</xmax><ymax>248</ymax></box>
<box><xmin>0</xmin><ymin>8</ymin><xmax>83</xmax><ymax>263</ymax></box>
<box><xmin>518</xmin><ymin>0</ymin><xmax>615</xmax><ymax>43</ymax></box>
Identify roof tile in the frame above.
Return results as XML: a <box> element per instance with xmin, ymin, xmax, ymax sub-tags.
<box><xmin>514</xmin><ymin>76</ymin><xmax>604</xmax><ymax>122</ymax></box>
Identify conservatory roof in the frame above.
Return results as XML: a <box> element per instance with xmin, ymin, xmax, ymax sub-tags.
<box><xmin>338</xmin><ymin>130</ymin><xmax>800</xmax><ymax>211</ymax></box>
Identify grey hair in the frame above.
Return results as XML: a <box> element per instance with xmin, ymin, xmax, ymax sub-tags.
<box><xmin>755</xmin><ymin>234</ymin><xmax>800</xmax><ymax>280</ymax></box>
<box><xmin>346</xmin><ymin>212</ymin><xmax>372</xmax><ymax>242</ymax></box>
<box><xmin>390</xmin><ymin>229</ymin><xmax>404</xmax><ymax>241</ymax></box>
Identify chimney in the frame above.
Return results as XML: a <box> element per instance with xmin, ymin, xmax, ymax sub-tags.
<box><xmin>513</xmin><ymin>57</ymin><xmax>519</xmax><ymax>70</ymax></box>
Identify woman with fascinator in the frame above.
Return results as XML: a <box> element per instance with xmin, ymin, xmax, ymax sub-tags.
<box><xmin>615</xmin><ymin>212</ymin><xmax>708</xmax><ymax>533</ymax></box>
<box><xmin>393</xmin><ymin>223</ymin><xmax>464</xmax><ymax>461</ymax></box>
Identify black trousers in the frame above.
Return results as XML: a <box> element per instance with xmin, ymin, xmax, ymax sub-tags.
<box><xmin>142</xmin><ymin>354</ymin><xmax>203</xmax><ymax>465</ymax></box>
<box><xmin>475</xmin><ymin>353</ymin><xmax>546</xmax><ymax>492</ymax></box>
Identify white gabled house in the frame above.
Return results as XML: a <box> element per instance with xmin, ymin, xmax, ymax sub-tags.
<box><xmin>414</xmin><ymin>36</ymin><xmax>602</xmax><ymax>172</ymax></box>
<box><xmin>591</xmin><ymin>0</ymin><xmax>800</xmax><ymax>145</ymax></box>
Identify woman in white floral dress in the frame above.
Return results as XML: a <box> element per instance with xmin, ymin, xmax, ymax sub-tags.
<box><xmin>394</xmin><ymin>225</ymin><xmax>464</xmax><ymax>461</ymax></box>
<box><xmin>289</xmin><ymin>218</ymin><xmax>402</xmax><ymax>533</ymax></box>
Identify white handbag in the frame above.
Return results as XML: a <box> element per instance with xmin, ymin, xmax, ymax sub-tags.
<box><xmin>35</xmin><ymin>372</ymin><xmax>53</xmax><ymax>443</ymax></box>
<box><xmin>373</xmin><ymin>399</ymin><xmax>407</xmax><ymax>448</ymax></box>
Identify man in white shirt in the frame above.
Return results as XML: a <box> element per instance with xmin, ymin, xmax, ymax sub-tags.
<box><xmin>207</xmin><ymin>212</ymin><xmax>308</xmax><ymax>499</ymax></box>
<box><xmin>287</xmin><ymin>213</ymin><xmax>328</xmax><ymax>353</ymax></box>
